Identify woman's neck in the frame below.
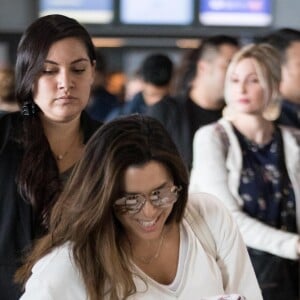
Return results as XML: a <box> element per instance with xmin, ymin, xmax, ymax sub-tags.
<box><xmin>129</xmin><ymin>222</ymin><xmax>180</xmax><ymax>285</ymax></box>
<box><xmin>127</xmin><ymin>222</ymin><xmax>178</xmax><ymax>262</ymax></box>
<box><xmin>41</xmin><ymin>113</ymin><xmax>81</xmax><ymax>138</ymax></box>
<box><xmin>41</xmin><ymin>114</ymin><xmax>84</xmax><ymax>172</ymax></box>
<box><xmin>231</xmin><ymin>114</ymin><xmax>275</xmax><ymax>145</ymax></box>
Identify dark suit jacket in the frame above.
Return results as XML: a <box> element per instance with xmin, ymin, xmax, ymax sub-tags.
<box><xmin>276</xmin><ymin>99</ymin><xmax>300</xmax><ymax>129</ymax></box>
<box><xmin>148</xmin><ymin>97</ymin><xmax>192</xmax><ymax>169</ymax></box>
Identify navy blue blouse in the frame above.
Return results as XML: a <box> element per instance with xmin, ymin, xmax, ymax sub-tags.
<box><xmin>234</xmin><ymin>126</ymin><xmax>297</xmax><ymax>233</ymax></box>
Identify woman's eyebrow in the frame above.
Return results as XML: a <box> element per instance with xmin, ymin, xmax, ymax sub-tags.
<box><xmin>44</xmin><ymin>58</ymin><xmax>89</xmax><ymax>65</ymax></box>
<box><xmin>124</xmin><ymin>182</ymin><xmax>169</xmax><ymax>195</ymax></box>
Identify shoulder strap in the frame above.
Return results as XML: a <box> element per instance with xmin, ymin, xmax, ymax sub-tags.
<box><xmin>214</xmin><ymin>122</ymin><xmax>230</xmax><ymax>155</ymax></box>
<box><xmin>185</xmin><ymin>205</ymin><xmax>217</xmax><ymax>259</ymax></box>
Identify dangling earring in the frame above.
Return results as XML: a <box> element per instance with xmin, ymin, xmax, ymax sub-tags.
<box><xmin>22</xmin><ymin>101</ymin><xmax>37</xmax><ymax>116</ymax></box>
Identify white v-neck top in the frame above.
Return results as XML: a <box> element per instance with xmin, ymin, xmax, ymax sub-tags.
<box><xmin>131</xmin><ymin>219</ymin><xmax>226</xmax><ymax>299</ymax></box>
<box><xmin>20</xmin><ymin>193</ymin><xmax>262</xmax><ymax>300</ymax></box>
<box><xmin>166</xmin><ymin>224</ymin><xmax>187</xmax><ymax>291</ymax></box>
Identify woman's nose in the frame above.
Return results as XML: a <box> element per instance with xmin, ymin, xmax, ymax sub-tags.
<box><xmin>239</xmin><ymin>82</ymin><xmax>246</xmax><ymax>93</ymax></box>
<box><xmin>140</xmin><ymin>199</ymin><xmax>157</xmax><ymax>217</ymax></box>
<box><xmin>58</xmin><ymin>71</ymin><xmax>74</xmax><ymax>92</ymax></box>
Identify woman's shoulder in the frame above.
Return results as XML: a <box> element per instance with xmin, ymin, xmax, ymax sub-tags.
<box><xmin>0</xmin><ymin>111</ymin><xmax>22</xmax><ymax>132</ymax></box>
<box><xmin>29</xmin><ymin>242</ymin><xmax>83</xmax><ymax>289</ymax></box>
<box><xmin>185</xmin><ymin>193</ymin><xmax>238</xmax><ymax>256</ymax></box>
<box><xmin>187</xmin><ymin>192</ymin><xmax>230</xmax><ymax>218</ymax></box>
<box><xmin>194</xmin><ymin>118</ymin><xmax>231</xmax><ymax>138</ymax></box>
<box><xmin>0</xmin><ymin>111</ymin><xmax>21</xmax><ymax>124</ymax></box>
<box><xmin>0</xmin><ymin>111</ymin><xmax>22</xmax><ymax>146</ymax></box>
<box><xmin>186</xmin><ymin>192</ymin><xmax>233</xmax><ymax>233</ymax></box>
<box><xmin>31</xmin><ymin>243</ymin><xmax>75</xmax><ymax>276</ymax></box>
<box><xmin>22</xmin><ymin>243</ymin><xmax>86</xmax><ymax>299</ymax></box>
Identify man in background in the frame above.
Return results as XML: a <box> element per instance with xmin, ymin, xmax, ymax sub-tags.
<box><xmin>106</xmin><ymin>53</ymin><xmax>174</xmax><ymax>120</ymax></box>
<box><xmin>263</xmin><ymin>28</ymin><xmax>300</xmax><ymax>128</ymax></box>
<box><xmin>86</xmin><ymin>51</ymin><xmax>121</xmax><ymax>122</ymax></box>
<box><xmin>148</xmin><ymin>35</ymin><xmax>239</xmax><ymax>168</ymax></box>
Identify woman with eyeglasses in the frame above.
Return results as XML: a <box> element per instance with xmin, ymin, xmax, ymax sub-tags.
<box><xmin>16</xmin><ymin>115</ymin><xmax>262</xmax><ymax>300</ymax></box>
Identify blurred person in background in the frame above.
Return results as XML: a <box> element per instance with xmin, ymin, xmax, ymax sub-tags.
<box><xmin>106</xmin><ymin>70</ymin><xmax>127</xmax><ymax>103</ymax></box>
<box><xmin>148</xmin><ymin>35</ymin><xmax>239</xmax><ymax>169</ymax></box>
<box><xmin>190</xmin><ymin>43</ymin><xmax>300</xmax><ymax>300</ymax></box>
<box><xmin>263</xmin><ymin>28</ymin><xmax>300</xmax><ymax>128</ymax></box>
<box><xmin>106</xmin><ymin>53</ymin><xmax>174</xmax><ymax>121</ymax></box>
<box><xmin>85</xmin><ymin>51</ymin><xmax>121</xmax><ymax>122</ymax></box>
<box><xmin>0</xmin><ymin>66</ymin><xmax>19</xmax><ymax>117</ymax></box>
<box><xmin>124</xmin><ymin>69</ymin><xmax>143</xmax><ymax>103</ymax></box>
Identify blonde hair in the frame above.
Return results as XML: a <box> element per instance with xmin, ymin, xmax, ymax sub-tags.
<box><xmin>223</xmin><ymin>43</ymin><xmax>281</xmax><ymax>121</ymax></box>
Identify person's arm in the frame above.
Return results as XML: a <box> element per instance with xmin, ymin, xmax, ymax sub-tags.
<box><xmin>190</xmin><ymin>193</ymin><xmax>263</xmax><ymax>300</ymax></box>
<box><xmin>190</xmin><ymin>124</ymin><xmax>299</xmax><ymax>259</ymax></box>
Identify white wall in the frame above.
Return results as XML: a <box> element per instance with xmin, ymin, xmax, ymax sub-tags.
<box><xmin>0</xmin><ymin>42</ymin><xmax>8</xmax><ymax>66</ymax></box>
<box><xmin>0</xmin><ymin>0</ymin><xmax>300</xmax><ymax>32</ymax></box>
<box><xmin>273</xmin><ymin>0</ymin><xmax>300</xmax><ymax>29</ymax></box>
<box><xmin>0</xmin><ymin>0</ymin><xmax>36</xmax><ymax>32</ymax></box>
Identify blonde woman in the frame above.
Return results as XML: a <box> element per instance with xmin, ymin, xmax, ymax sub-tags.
<box><xmin>190</xmin><ymin>43</ymin><xmax>300</xmax><ymax>300</ymax></box>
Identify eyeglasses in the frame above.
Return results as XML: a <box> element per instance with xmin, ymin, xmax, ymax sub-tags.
<box><xmin>113</xmin><ymin>185</ymin><xmax>182</xmax><ymax>215</ymax></box>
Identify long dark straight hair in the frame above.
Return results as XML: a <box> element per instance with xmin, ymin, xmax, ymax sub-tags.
<box><xmin>15</xmin><ymin>14</ymin><xmax>96</xmax><ymax>230</ymax></box>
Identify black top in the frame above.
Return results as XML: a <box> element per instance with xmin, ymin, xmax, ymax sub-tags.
<box><xmin>276</xmin><ymin>99</ymin><xmax>300</xmax><ymax>129</ymax></box>
<box><xmin>235</xmin><ymin>126</ymin><xmax>296</xmax><ymax>232</ymax></box>
<box><xmin>187</xmin><ymin>98</ymin><xmax>224</xmax><ymax>143</ymax></box>
<box><xmin>0</xmin><ymin>111</ymin><xmax>101</xmax><ymax>300</ymax></box>
<box><xmin>85</xmin><ymin>86</ymin><xmax>121</xmax><ymax>122</ymax></box>
<box><xmin>0</xmin><ymin>110</ymin><xmax>10</xmax><ymax>118</ymax></box>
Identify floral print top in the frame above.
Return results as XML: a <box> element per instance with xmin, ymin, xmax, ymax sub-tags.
<box><xmin>234</xmin><ymin>126</ymin><xmax>297</xmax><ymax>233</ymax></box>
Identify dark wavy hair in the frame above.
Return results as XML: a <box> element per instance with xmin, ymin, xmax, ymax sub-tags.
<box><xmin>15</xmin><ymin>14</ymin><xmax>96</xmax><ymax>230</ymax></box>
<box><xmin>16</xmin><ymin>114</ymin><xmax>189</xmax><ymax>299</ymax></box>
